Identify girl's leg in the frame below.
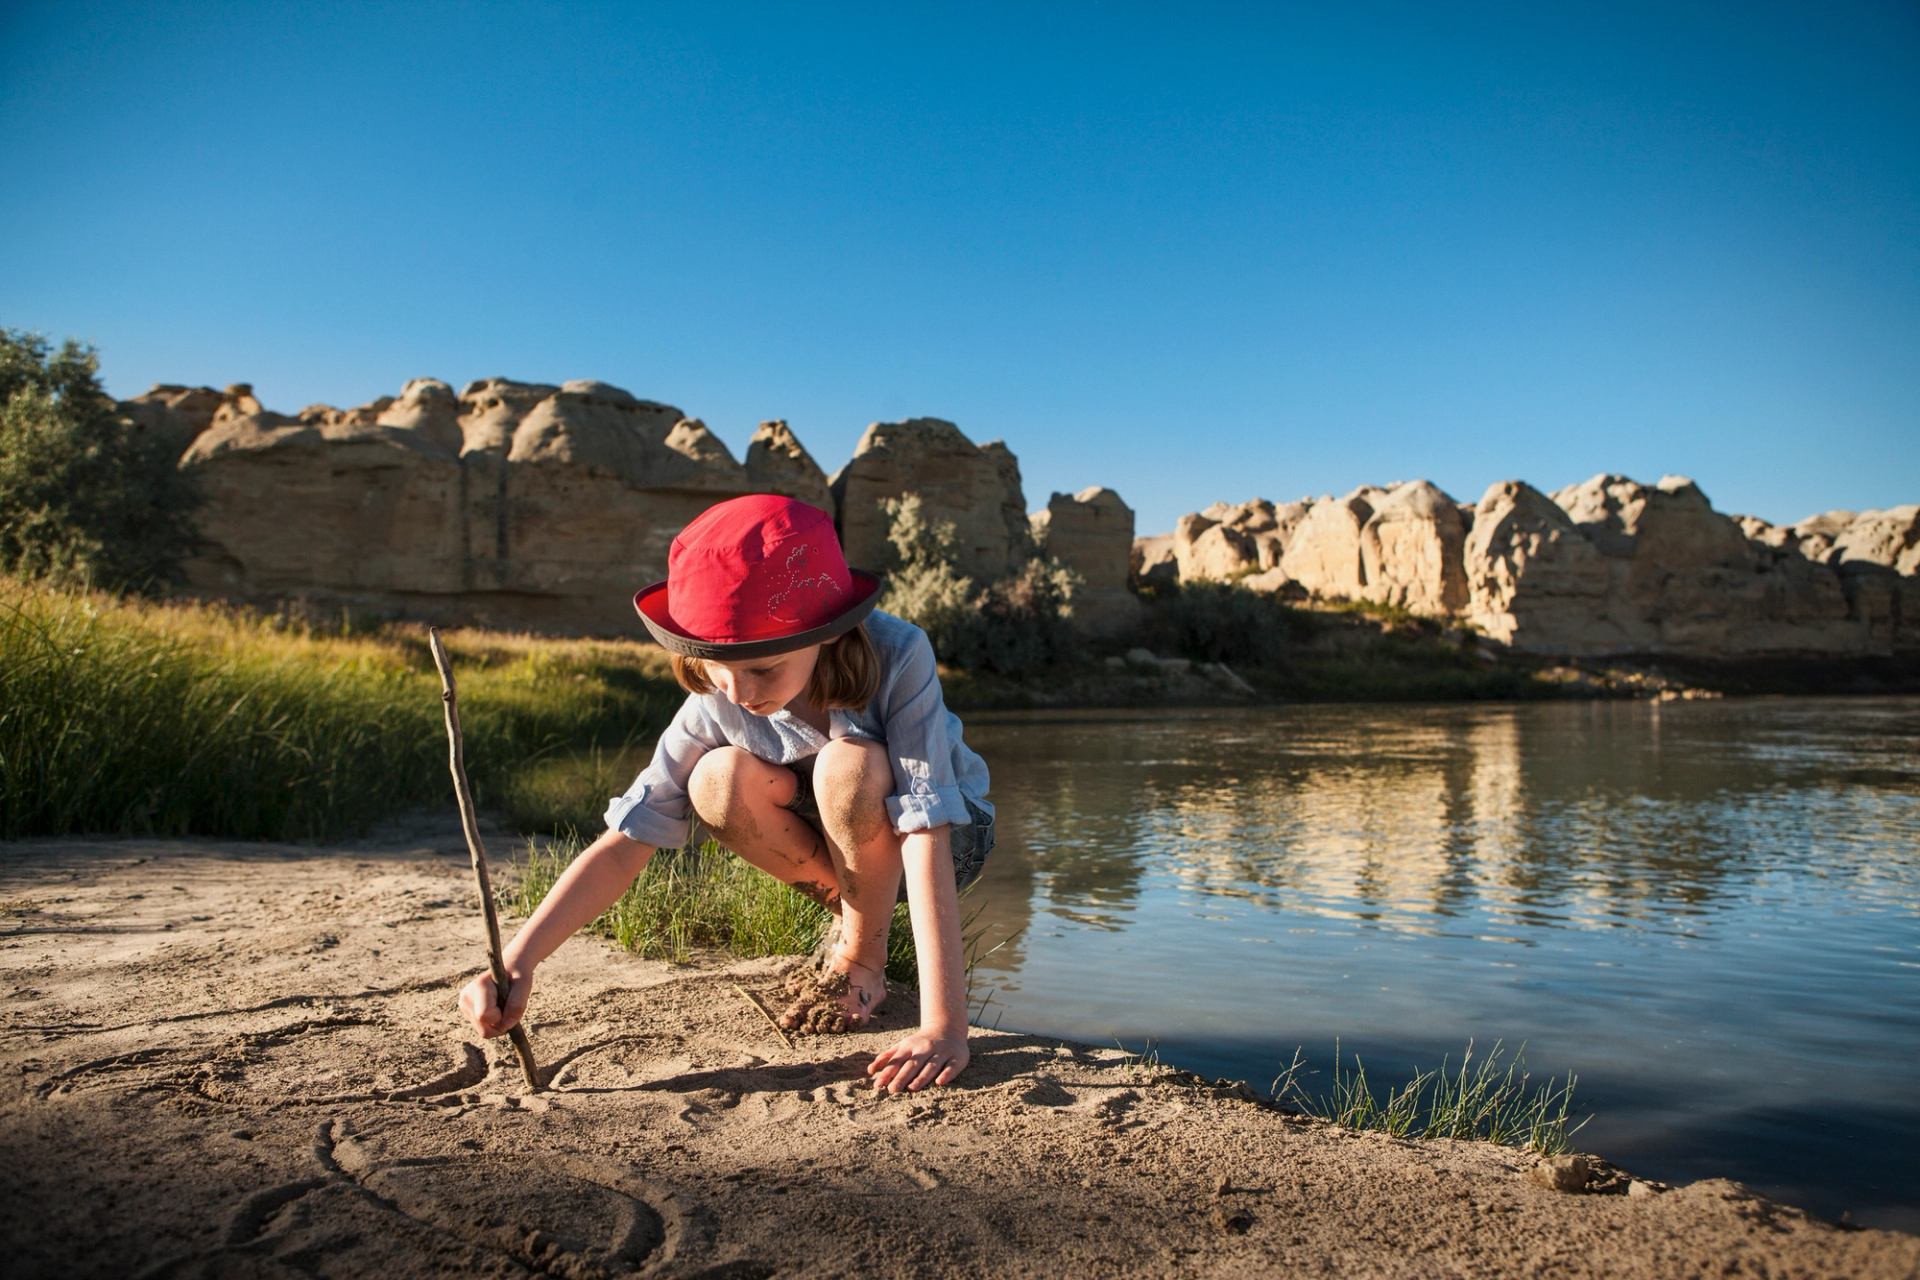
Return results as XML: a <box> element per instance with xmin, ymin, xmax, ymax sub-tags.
<box><xmin>781</xmin><ymin>738</ymin><xmax>903</xmax><ymax>1029</ymax></box>
<box><xmin>686</xmin><ymin>747</ymin><xmax>841</xmax><ymax>910</ymax></box>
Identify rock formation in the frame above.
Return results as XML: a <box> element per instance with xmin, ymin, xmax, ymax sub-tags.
<box><xmin>1130</xmin><ymin>531</ymin><xmax>1178</xmax><ymax>591</ymax></box>
<box><xmin>745</xmin><ymin>420</ymin><xmax>833</xmax><ymax>513</ymax></box>
<box><xmin>1358</xmin><ymin>480</ymin><xmax>1470</xmax><ymax>615</ymax></box>
<box><xmin>1832</xmin><ymin>505</ymin><xmax>1920</xmax><ymax>576</ymax></box>
<box><xmin>1173</xmin><ymin>513</ymin><xmax>1256</xmax><ymax>584</ymax></box>
<box><xmin>124</xmin><ymin>370</ymin><xmax>1914</xmax><ymax>664</ymax></box>
<box><xmin>1199</xmin><ymin>498</ymin><xmax>1305</xmax><ymax>571</ymax></box>
<box><xmin>173</xmin><ymin>378</ymin><xmax>833</xmax><ymax>635</ymax></box>
<box><xmin>1280</xmin><ymin>487</ymin><xmax>1383</xmax><ymax>600</ymax></box>
<box><xmin>1129</xmin><ymin>498</ymin><xmax>1307</xmax><ymax>595</ymax></box>
<box><xmin>1030</xmin><ymin>487</ymin><xmax>1141</xmax><ymax>636</ymax></box>
<box><xmin>1144</xmin><ymin>473</ymin><xmax>1917</xmax><ymax>659</ymax></box>
<box><xmin>1461</xmin><ymin>481</ymin><xmax>1614</xmax><ymax>650</ymax></box>
<box><xmin>829</xmin><ymin>418</ymin><xmax>1031</xmax><ymax>584</ymax></box>
<box><xmin>121</xmin><ymin>384</ymin><xmax>226</xmax><ymax>456</ymax></box>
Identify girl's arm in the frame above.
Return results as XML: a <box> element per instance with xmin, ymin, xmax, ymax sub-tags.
<box><xmin>869</xmin><ymin>825</ymin><xmax>971</xmax><ymax>1092</ymax></box>
<box><xmin>458</xmin><ymin>827</ymin><xmax>654</xmax><ymax>1038</ymax></box>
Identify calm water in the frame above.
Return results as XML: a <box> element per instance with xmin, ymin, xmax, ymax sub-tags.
<box><xmin>961</xmin><ymin>697</ymin><xmax>1920</xmax><ymax>1233</ymax></box>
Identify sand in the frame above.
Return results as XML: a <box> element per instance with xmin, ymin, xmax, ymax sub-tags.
<box><xmin>3</xmin><ymin>831</ymin><xmax>1915</xmax><ymax>1279</ymax></box>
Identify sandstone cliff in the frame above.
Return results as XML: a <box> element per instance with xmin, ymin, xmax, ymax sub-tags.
<box><xmin>135</xmin><ymin>383</ymin><xmax>1132</xmax><ymax>642</ymax></box>
<box><xmin>158</xmin><ymin>379</ymin><xmax>833</xmax><ymax>635</ymax></box>
<box><xmin>128</xmin><ymin>374</ymin><xmax>1911</xmax><ymax>663</ymax></box>
<box><xmin>1140</xmin><ymin>476</ymin><xmax>1917</xmax><ymax>659</ymax></box>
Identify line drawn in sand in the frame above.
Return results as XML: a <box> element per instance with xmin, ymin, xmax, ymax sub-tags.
<box><xmin>134</xmin><ymin>1118</ymin><xmax>712</xmax><ymax>1280</ymax></box>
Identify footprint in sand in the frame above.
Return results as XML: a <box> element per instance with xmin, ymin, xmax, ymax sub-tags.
<box><xmin>1017</xmin><ymin>1078</ymin><xmax>1147</xmax><ymax>1127</ymax></box>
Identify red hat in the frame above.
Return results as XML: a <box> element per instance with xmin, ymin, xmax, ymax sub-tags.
<box><xmin>634</xmin><ymin>495</ymin><xmax>884</xmax><ymax>659</ymax></box>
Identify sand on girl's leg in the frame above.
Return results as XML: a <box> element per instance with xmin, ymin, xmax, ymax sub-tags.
<box><xmin>687</xmin><ymin>747</ymin><xmax>842</xmax><ymax>905</ymax></box>
<box><xmin>778</xmin><ymin>739</ymin><xmax>900</xmax><ymax>1032</ymax></box>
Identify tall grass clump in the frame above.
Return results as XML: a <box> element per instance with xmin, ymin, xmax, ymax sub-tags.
<box><xmin>0</xmin><ymin>579</ymin><xmax>676</xmax><ymax>840</ymax></box>
<box><xmin>1271</xmin><ymin>1039</ymin><xmax>1589</xmax><ymax>1154</ymax></box>
<box><xmin>509</xmin><ymin>831</ymin><xmax>920</xmax><ymax>986</ymax></box>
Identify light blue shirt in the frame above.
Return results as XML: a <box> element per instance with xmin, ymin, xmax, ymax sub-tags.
<box><xmin>603</xmin><ymin>610</ymin><xmax>992</xmax><ymax>849</ymax></box>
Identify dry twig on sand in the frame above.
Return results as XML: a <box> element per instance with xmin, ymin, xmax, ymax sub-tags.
<box><xmin>732</xmin><ymin>982</ymin><xmax>798</xmax><ymax>1051</ymax></box>
<box><xmin>428</xmin><ymin>627</ymin><xmax>542</xmax><ymax>1092</ymax></box>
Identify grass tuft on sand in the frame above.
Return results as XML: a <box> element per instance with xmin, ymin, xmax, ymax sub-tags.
<box><xmin>1273</xmin><ymin>1039</ymin><xmax>1590</xmax><ymax>1154</ymax></box>
<box><xmin>509</xmin><ymin>831</ymin><xmax>921</xmax><ymax>986</ymax></box>
<box><xmin>0</xmin><ymin>577</ymin><xmax>677</xmax><ymax>840</ymax></box>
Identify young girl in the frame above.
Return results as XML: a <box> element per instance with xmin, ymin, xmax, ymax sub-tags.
<box><xmin>458</xmin><ymin>494</ymin><xmax>994</xmax><ymax>1092</ymax></box>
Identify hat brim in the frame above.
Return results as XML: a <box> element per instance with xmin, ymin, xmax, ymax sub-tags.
<box><xmin>633</xmin><ymin>570</ymin><xmax>886</xmax><ymax>660</ymax></box>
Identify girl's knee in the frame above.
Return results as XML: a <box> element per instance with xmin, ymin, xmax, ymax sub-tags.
<box><xmin>813</xmin><ymin>739</ymin><xmax>892</xmax><ymax>834</ymax></box>
<box><xmin>688</xmin><ymin>746</ymin><xmax>795</xmax><ymax>827</ymax></box>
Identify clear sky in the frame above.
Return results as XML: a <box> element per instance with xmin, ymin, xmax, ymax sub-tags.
<box><xmin>2</xmin><ymin>1</ymin><xmax>1915</xmax><ymax>535</ymax></box>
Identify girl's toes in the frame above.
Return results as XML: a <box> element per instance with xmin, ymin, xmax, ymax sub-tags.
<box><xmin>774</xmin><ymin>966</ymin><xmax>879</xmax><ymax>1036</ymax></box>
<box><xmin>803</xmin><ymin>1005</ymin><xmax>848</xmax><ymax>1033</ymax></box>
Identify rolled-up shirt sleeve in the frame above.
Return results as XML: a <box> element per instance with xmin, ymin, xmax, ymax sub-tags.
<box><xmin>603</xmin><ymin>695</ymin><xmax>723</xmax><ymax>848</ymax></box>
<box><xmin>879</xmin><ymin>629</ymin><xmax>967</xmax><ymax>834</ymax></box>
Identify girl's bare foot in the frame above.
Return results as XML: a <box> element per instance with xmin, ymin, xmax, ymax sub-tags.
<box><xmin>802</xmin><ymin>908</ymin><xmax>842</xmax><ymax>974</ymax></box>
<box><xmin>778</xmin><ymin>953</ymin><xmax>886</xmax><ymax>1033</ymax></box>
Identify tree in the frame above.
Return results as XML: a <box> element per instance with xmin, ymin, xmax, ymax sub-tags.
<box><xmin>0</xmin><ymin>329</ymin><xmax>199</xmax><ymax>591</ymax></box>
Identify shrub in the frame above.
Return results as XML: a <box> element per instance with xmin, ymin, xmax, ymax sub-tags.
<box><xmin>876</xmin><ymin>493</ymin><xmax>976</xmax><ymax>648</ymax></box>
<box><xmin>0</xmin><ymin>330</ymin><xmax>200</xmax><ymax>592</ymax></box>
<box><xmin>875</xmin><ymin>494</ymin><xmax>1083</xmax><ymax>674</ymax></box>
<box><xmin>1139</xmin><ymin>580</ymin><xmax>1308</xmax><ymax>668</ymax></box>
<box><xmin>943</xmin><ymin>556</ymin><xmax>1083</xmax><ymax>673</ymax></box>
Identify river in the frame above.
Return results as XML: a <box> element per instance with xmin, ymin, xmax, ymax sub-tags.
<box><xmin>960</xmin><ymin>696</ymin><xmax>1920</xmax><ymax>1232</ymax></box>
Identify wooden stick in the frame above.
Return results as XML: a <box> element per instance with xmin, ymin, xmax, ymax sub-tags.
<box><xmin>429</xmin><ymin>627</ymin><xmax>542</xmax><ymax>1092</ymax></box>
<box><xmin>731</xmin><ymin>982</ymin><xmax>796</xmax><ymax>1052</ymax></box>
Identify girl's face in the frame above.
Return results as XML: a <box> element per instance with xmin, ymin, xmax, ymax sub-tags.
<box><xmin>699</xmin><ymin>644</ymin><xmax>822</xmax><ymax>716</ymax></box>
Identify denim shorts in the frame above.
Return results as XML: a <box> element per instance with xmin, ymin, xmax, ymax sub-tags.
<box><xmin>782</xmin><ymin>775</ymin><xmax>994</xmax><ymax>900</ymax></box>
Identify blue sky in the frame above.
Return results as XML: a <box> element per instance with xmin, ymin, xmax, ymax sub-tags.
<box><xmin>2</xmin><ymin>1</ymin><xmax>1915</xmax><ymax>535</ymax></box>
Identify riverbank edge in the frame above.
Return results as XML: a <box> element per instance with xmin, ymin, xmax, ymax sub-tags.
<box><xmin>4</xmin><ymin>833</ymin><xmax>1917</xmax><ymax>1276</ymax></box>
<box><xmin>940</xmin><ymin>647</ymin><xmax>1920</xmax><ymax>711</ymax></box>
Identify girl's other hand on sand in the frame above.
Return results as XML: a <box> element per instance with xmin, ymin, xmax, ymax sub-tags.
<box><xmin>458</xmin><ymin>968</ymin><xmax>532</xmax><ymax>1039</ymax></box>
<box><xmin>868</xmin><ymin>1028</ymin><xmax>969</xmax><ymax>1093</ymax></box>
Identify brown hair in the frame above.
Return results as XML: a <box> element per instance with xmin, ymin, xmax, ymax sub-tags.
<box><xmin>670</xmin><ymin>622</ymin><xmax>880</xmax><ymax>712</ymax></box>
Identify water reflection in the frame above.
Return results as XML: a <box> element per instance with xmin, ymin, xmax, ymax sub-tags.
<box><xmin>971</xmin><ymin>700</ymin><xmax>1920</xmax><ymax>941</ymax></box>
<box><xmin>961</xmin><ymin>697</ymin><xmax>1920</xmax><ymax>1231</ymax></box>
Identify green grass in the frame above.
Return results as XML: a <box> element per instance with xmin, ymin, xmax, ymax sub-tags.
<box><xmin>1271</xmin><ymin>1039</ymin><xmax>1589</xmax><ymax>1154</ymax></box>
<box><xmin>0</xmin><ymin>577</ymin><xmax>679</xmax><ymax>841</ymax></box>
<box><xmin>507</xmin><ymin>830</ymin><xmax>921</xmax><ymax>986</ymax></box>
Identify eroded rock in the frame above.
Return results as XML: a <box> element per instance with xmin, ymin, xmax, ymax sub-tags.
<box><xmin>1462</xmin><ymin>480</ymin><xmax>1615</xmax><ymax>650</ymax></box>
<box><xmin>830</xmin><ymin>418</ymin><xmax>1030</xmax><ymax>584</ymax></box>
<box><xmin>1280</xmin><ymin>488</ymin><xmax>1382</xmax><ymax>600</ymax></box>
<box><xmin>1031</xmin><ymin>487</ymin><xmax>1141</xmax><ymax>636</ymax></box>
<box><xmin>744</xmin><ymin>420</ymin><xmax>833</xmax><ymax>512</ymax></box>
<box><xmin>172</xmin><ymin>378</ymin><xmax>823</xmax><ymax>634</ymax></box>
<box><xmin>1358</xmin><ymin>480</ymin><xmax>1469</xmax><ymax>615</ymax></box>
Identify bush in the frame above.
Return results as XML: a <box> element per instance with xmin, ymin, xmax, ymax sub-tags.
<box><xmin>943</xmin><ymin>556</ymin><xmax>1082</xmax><ymax>673</ymax></box>
<box><xmin>875</xmin><ymin>494</ymin><xmax>1082</xmax><ymax>674</ymax></box>
<box><xmin>1139</xmin><ymin>580</ymin><xmax>1309</xmax><ymax>668</ymax></box>
<box><xmin>876</xmin><ymin>493</ymin><xmax>976</xmax><ymax>647</ymax></box>
<box><xmin>0</xmin><ymin>330</ymin><xmax>200</xmax><ymax>592</ymax></box>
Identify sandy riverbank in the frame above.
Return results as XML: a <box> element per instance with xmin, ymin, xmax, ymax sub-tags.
<box><xmin>2</xmin><ymin>834</ymin><xmax>1913</xmax><ymax>1278</ymax></box>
